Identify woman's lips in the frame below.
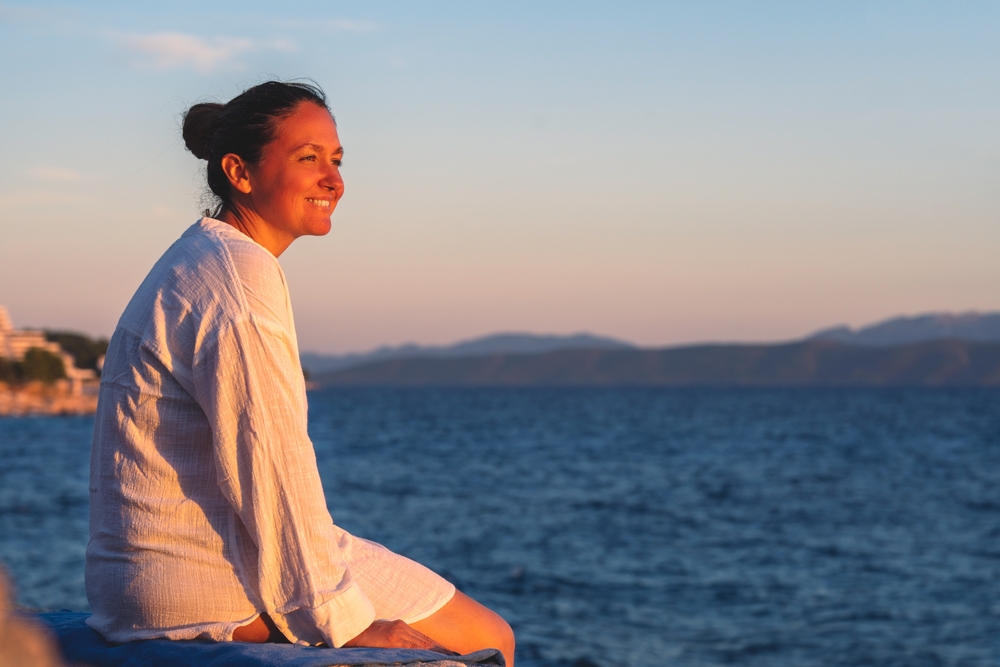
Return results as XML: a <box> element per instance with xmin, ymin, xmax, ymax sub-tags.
<box><xmin>306</xmin><ymin>198</ymin><xmax>331</xmax><ymax>208</ymax></box>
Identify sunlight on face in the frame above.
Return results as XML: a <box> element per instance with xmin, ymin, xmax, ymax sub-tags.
<box><xmin>246</xmin><ymin>102</ymin><xmax>345</xmax><ymax>247</ymax></box>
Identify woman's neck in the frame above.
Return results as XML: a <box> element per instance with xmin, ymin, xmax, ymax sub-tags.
<box><xmin>217</xmin><ymin>205</ymin><xmax>291</xmax><ymax>257</ymax></box>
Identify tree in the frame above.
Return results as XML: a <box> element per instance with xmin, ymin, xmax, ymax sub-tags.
<box><xmin>0</xmin><ymin>356</ymin><xmax>15</xmax><ymax>384</ymax></box>
<box><xmin>18</xmin><ymin>348</ymin><xmax>66</xmax><ymax>383</ymax></box>
<box><xmin>44</xmin><ymin>331</ymin><xmax>109</xmax><ymax>372</ymax></box>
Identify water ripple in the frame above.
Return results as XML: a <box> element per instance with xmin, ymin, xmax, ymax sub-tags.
<box><xmin>1</xmin><ymin>388</ymin><xmax>999</xmax><ymax>665</ymax></box>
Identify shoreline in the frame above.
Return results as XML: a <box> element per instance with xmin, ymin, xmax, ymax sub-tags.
<box><xmin>0</xmin><ymin>380</ymin><xmax>99</xmax><ymax>417</ymax></box>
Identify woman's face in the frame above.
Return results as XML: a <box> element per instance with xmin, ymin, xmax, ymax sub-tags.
<box><xmin>244</xmin><ymin>101</ymin><xmax>344</xmax><ymax>246</ymax></box>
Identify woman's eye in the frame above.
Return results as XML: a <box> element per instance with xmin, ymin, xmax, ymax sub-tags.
<box><xmin>333</xmin><ymin>159</ymin><xmax>343</xmax><ymax>167</ymax></box>
<box><xmin>300</xmin><ymin>155</ymin><xmax>317</xmax><ymax>162</ymax></box>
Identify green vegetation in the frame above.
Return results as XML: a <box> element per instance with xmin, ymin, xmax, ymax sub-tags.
<box><xmin>21</xmin><ymin>348</ymin><xmax>66</xmax><ymax>382</ymax></box>
<box><xmin>0</xmin><ymin>330</ymin><xmax>107</xmax><ymax>386</ymax></box>
<box><xmin>44</xmin><ymin>330</ymin><xmax>109</xmax><ymax>372</ymax></box>
<box><xmin>0</xmin><ymin>348</ymin><xmax>66</xmax><ymax>384</ymax></box>
<box><xmin>0</xmin><ymin>356</ymin><xmax>15</xmax><ymax>384</ymax></box>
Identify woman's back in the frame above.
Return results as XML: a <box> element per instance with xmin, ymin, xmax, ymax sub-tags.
<box><xmin>86</xmin><ymin>218</ymin><xmax>331</xmax><ymax>643</ymax></box>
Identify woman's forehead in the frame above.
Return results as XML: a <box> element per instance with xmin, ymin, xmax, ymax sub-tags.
<box><xmin>273</xmin><ymin>104</ymin><xmax>340</xmax><ymax>149</ymax></box>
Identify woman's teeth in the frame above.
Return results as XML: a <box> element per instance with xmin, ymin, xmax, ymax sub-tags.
<box><xmin>306</xmin><ymin>199</ymin><xmax>330</xmax><ymax>208</ymax></box>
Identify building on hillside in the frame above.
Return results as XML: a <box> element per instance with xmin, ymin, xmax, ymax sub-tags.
<box><xmin>0</xmin><ymin>305</ymin><xmax>97</xmax><ymax>393</ymax></box>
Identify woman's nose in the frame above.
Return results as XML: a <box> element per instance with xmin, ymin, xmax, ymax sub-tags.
<box><xmin>321</xmin><ymin>164</ymin><xmax>344</xmax><ymax>192</ymax></box>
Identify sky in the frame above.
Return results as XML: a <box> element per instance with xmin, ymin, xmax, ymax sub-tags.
<box><xmin>1</xmin><ymin>2</ymin><xmax>998</xmax><ymax>354</ymax></box>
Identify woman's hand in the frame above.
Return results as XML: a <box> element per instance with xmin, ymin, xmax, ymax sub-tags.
<box><xmin>344</xmin><ymin>619</ymin><xmax>458</xmax><ymax>655</ymax></box>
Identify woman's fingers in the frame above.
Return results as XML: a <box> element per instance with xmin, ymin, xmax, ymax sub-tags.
<box><xmin>356</xmin><ymin>619</ymin><xmax>456</xmax><ymax>653</ymax></box>
<box><xmin>344</xmin><ymin>619</ymin><xmax>459</xmax><ymax>655</ymax></box>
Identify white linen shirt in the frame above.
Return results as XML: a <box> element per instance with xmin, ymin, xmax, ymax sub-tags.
<box><xmin>85</xmin><ymin>218</ymin><xmax>377</xmax><ymax>647</ymax></box>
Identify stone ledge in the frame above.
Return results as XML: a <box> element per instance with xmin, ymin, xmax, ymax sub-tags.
<box><xmin>0</xmin><ymin>380</ymin><xmax>99</xmax><ymax>416</ymax></box>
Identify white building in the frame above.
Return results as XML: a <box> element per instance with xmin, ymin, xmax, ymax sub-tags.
<box><xmin>0</xmin><ymin>305</ymin><xmax>97</xmax><ymax>391</ymax></box>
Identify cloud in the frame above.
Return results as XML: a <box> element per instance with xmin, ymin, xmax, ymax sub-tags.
<box><xmin>113</xmin><ymin>31</ymin><xmax>294</xmax><ymax>74</ymax></box>
<box><xmin>0</xmin><ymin>192</ymin><xmax>77</xmax><ymax>210</ymax></box>
<box><xmin>254</xmin><ymin>17</ymin><xmax>381</xmax><ymax>33</ymax></box>
<box><xmin>310</xmin><ymin>18</ymin><xmax>381</xmax><ymax>33</ymax></box>
<box><xmin>26</xmin><ymin>166</ymin><xmax>84</xmax><ymax>183</ymax></box>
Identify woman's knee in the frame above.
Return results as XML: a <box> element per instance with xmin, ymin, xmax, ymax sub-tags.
<box><xmin>473</xmin><ymin>601</ymin><xmax>514</xmax><ymax>655</ymax></box>
<box><xmin>412</xmin><ymin>590</ymin><xmax>515</xmax><ymax>660</ymax></box>
<box><xmin>492</xmin><ymin>613</ymin><xmax>515</xmax><ymax>659</ymax></box>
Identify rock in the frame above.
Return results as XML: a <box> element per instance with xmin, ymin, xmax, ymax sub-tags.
<box><xmin>0</xmin><ymin>380</ymin><xmax>99</xmax><ymax>417</ymax></box>
<box><xmin>0</xmin><ymin>569</ymin><xmax>66</xmax><ymax>667</ymax></box>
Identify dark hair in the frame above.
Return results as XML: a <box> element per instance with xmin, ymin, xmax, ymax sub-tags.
<box><xmin>182</xmin><ymin>80</ymin><xmax>331</xmax><ymax>211</ymax></box>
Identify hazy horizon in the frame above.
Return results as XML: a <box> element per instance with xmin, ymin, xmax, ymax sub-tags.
<box><xmin>3</xmin><ymin>2</ymin><xmax>998</xmax><ymax>354</ymax></box>
<box><xmin>7</xmin><ymin>307</ymin><xmax>1000</xmax><ymax>357</ymax></box>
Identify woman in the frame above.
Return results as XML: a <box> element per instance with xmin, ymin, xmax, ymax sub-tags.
<box><xmin>85</xmin><ymin>81</ymin><xmax>514</xmax><ymax>665</ymax></box>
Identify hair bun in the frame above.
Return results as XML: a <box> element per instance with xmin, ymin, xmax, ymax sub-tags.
<box><xmin>182</xmin><ymin>103</ymin><xmax>225</xmax><ymax>160</ymax></box>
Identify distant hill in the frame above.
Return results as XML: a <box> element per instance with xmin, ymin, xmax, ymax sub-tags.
<box><xmin>314</xmin><ymin>339</ymin><xmax>1000</xmax><ymax>387</ymax></box>
<box><xmin>810</xmin><ymin>312</ymin><xmax>1000</xmax><ymax>346</ymax></box>
<box><xmin>300</xmin><ymin>332</ymin><xmax>633</xmax><ymax>375</ymax></box>
<box><xmin>305</xmin><ymin>312</ymin><xmax>1000</xmax><ymax>387</ymax></box>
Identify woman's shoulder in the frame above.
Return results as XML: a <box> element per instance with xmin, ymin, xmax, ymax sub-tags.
<box><xmin>198</xmin><ymin>219</ymin><xmax>282</xmax><ymax>278</ymax></box>
<box><xmin>120</xmin><ymin>219</ymin><xmax>288</xmax><ymax>333</ymax></box>
<box><xmin>195</xmin><ymin>218</ymin><xmax>293</xmax><ymax>328</ymax></box>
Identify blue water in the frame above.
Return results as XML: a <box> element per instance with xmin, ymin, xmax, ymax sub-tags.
<box><xmin>2</xmin><ymin>388</ymin><xmax>999</xmax><ymax>666</ymax></box>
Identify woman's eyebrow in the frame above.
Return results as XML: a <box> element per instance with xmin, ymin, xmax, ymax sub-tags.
<box><xmin>294</xmin><ymin>143</ymin><xmax>344</xmax><ymax>155</ymax></box>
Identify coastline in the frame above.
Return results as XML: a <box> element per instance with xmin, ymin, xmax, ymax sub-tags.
<box><xmin>0</xmin><ymin>380</ymin><xmax>99</xmax><ymax>417</ymax></box>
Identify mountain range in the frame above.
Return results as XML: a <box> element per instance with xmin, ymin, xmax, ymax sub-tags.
<box><xmin>808</xmin><ymin>312</ymin><xmax>1000</xmax><ymax>346</ymax></box>
<box><xmin>301</xmin><ymin>332</ymin><xmax>632</xmax><ymax>375</ymax></box>
<box><xmin>305</xmin><ymin>312</ymin><xmax>1000</xmax><ymax>387</ymax></box>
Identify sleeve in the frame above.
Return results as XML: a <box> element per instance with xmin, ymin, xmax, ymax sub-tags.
<box><xmin>191</xmin><ymin>311</ymin><xmax>376</xmax><ymax>647</ymax></box>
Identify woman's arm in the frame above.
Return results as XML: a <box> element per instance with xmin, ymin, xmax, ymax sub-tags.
<box><xmin>193</xmin><ymin>312</ymin><xmax>376</xmax><ymax>647</ymax></box>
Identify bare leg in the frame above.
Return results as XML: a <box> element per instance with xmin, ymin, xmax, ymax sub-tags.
<box><xmin>411</xmin><ymin>591</ymin><xmax>515</xmax><ymax>667</ymax></box>
<box><xmin>232</xmin><ymin>613</ymin><xmax>283</xmax><ymax>643</ymax></box>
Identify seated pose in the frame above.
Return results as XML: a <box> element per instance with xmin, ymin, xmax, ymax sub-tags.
<box><xmin>85</xmin><ymin>80</ymin><xmax>514</xmax><ymax>666</ymax></box>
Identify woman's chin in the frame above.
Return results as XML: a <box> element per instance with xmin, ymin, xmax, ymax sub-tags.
<box><xmin>306</xmin><ymin>218</ymin><xmax>334</xmax><ymax>237</ymax></box>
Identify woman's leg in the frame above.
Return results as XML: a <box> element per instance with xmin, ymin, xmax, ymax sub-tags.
<box><xmin>232</xmin><ymin>613</ymin><xmax>284</xmax><ymax>643</ymax></box>
<box><xmin>411</xmin><ymin>591</ymin><xmax>515</xmax><ymax>667</ymax></box>
<box><xmin>232</xmin><ymin>593</ymin><xmax>514</xmax><ymax>667</ymax></box>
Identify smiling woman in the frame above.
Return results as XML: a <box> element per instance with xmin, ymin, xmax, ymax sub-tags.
<box><xmin>85</xmin><ymin>81</ymin><xmax>513</xmax><ymax>665</ymax></box>
<box><xmin>181</xmin><ymin>84</ymin><xmax>345</xmax><ymax>255</ymax></box>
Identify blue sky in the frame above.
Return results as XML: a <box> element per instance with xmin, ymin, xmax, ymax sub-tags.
<box><xmin>1</xmin><ymin>2</ymin><xmax>998</xmax><ymax>353</ymax></box>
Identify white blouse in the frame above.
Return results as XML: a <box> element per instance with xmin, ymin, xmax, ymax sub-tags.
<box><xmin>86</xmin><ymin>218</ymin><xmax>386</xmax><ymax>647</ymax></box>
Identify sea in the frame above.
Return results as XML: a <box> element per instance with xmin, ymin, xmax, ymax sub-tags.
<box><xmin>1</xmin><ymin>387</ymin><xmax>999</xmax><ymax>666</ymax></box>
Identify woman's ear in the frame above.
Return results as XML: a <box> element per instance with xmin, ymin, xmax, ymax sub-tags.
<box><xmin>220</xmin><ymin>153</ymin><xmax>253</xmax><ymax>194</ymax></box>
